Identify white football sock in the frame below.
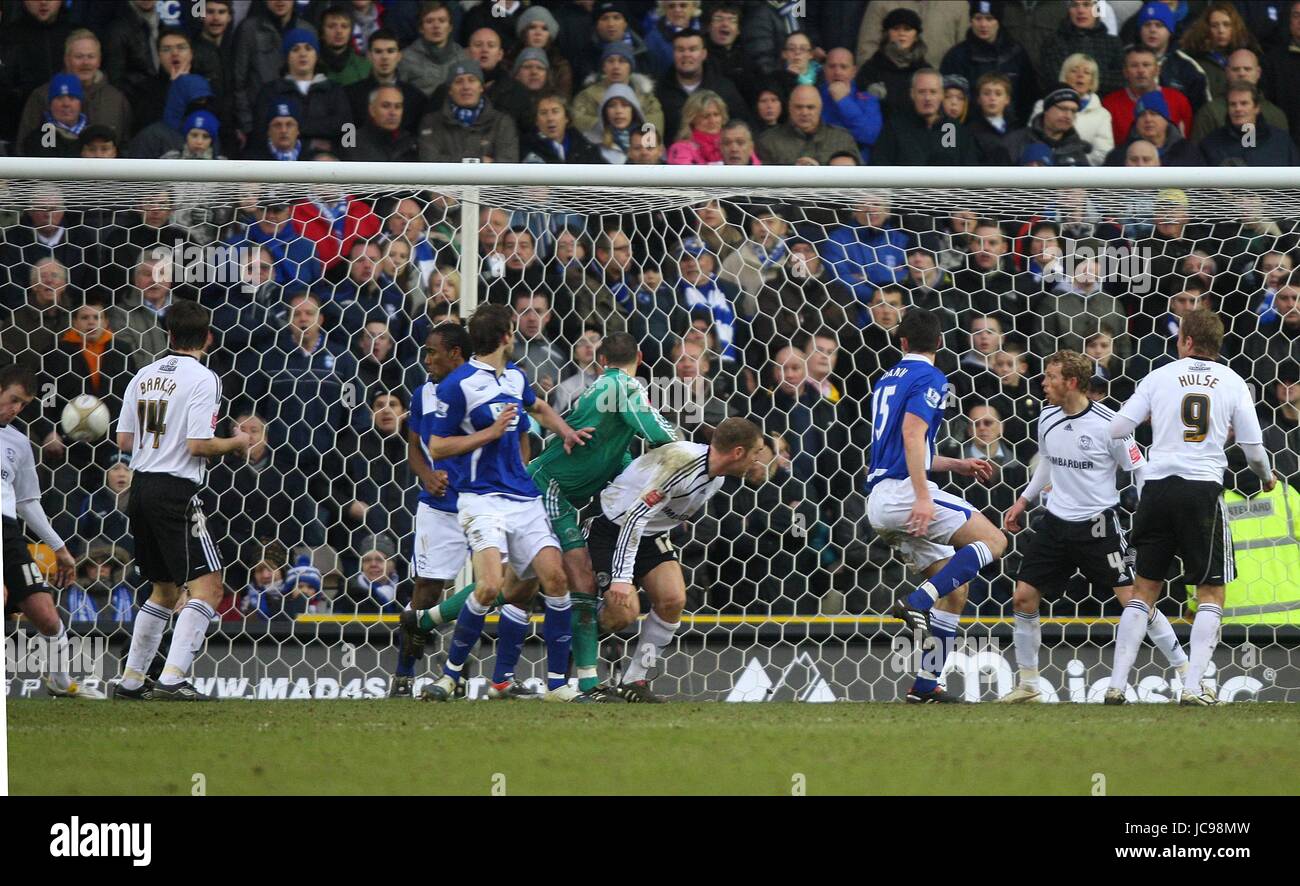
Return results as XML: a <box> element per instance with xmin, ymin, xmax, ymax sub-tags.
<box><xmin>622</xmin><ymin>610</ymin><xmax>679</xmax><ymax>683</ymax></box>
<box><xmin>1108</xmin><ymin>599</ymin><xmax>1150</xmax><ymax>692</ymax></box>
<box><xmin>1184</xmin><ymin>603</ymin><xmax>1223</xmax><ymax>689</ymax></box>
<box><xmin>1012</xmin><ymin>610</ymin><xmax>1040</xmax><ymax>688</ymax></box>
<box><xmin>44</xmin><ymin>620</ymin><xmax>72</xmax><ymax>690</ymax></box>
<box><xmin>1146</xmin><ymin>607</ymin><xmax>1188</xmax><ymax>668</ymax></box>
<box><xmin>159</xmin><ymin>599</ymin><xmax>215</xmax><ymax>686</ymax></box>
<box><xmin>121</xmin><ymin>601</ymin><xmax>171</xmax><ymax>690</ymax></box>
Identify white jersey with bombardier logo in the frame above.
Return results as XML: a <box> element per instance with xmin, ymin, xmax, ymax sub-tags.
<box><xmin>1116</xmin><ymin>357</ymin><xmax>1262</xmax><ymax>484</ymax></box>
<box><xmin>1036</xmin><ymin>402</ymin><xmax>1145</xmax><ymax>522</ymax></box>
<box><xmin>116</xmin><ymin>353</ymin><xmax>221</xmax><ymax>483</ymax></box>
<box><xmin>599</xmin><ymin>441</ymin><xmax>724</xmax><ymax>584</ymax></box>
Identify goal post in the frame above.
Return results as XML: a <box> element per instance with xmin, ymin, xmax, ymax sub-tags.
<box><xmin>1</xmin><ymin>159</ymin><xmax>1297</xmax><ymax>703</ymax></box>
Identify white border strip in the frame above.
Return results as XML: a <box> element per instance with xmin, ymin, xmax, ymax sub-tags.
<box><xmin>1</xmin><ymin>158</ymin><xmax>1298</xmax><ymax>190</ymax></box>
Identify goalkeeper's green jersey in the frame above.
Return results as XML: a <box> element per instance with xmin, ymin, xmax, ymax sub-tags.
<box><xmin>528</xmin><ymin>368</ymin><xmax>678</xmax><ymax>499</ymax></box>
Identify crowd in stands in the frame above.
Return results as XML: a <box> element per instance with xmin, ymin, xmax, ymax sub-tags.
<box><xmin>3</xmin><ymin>0</ymin><xmax>1300</xmax><ymax>620</ymax></box>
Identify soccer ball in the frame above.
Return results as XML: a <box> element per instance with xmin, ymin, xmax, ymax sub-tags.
<box><xmin>60</xmin><ymin>395</ymin><xmax>112</xmax><ymax>442</ymax></box>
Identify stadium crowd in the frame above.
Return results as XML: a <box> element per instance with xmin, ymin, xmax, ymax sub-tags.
<box><xmin>3</xmin><ymin>0</ymin><xmax>1300</xmax><ymax>622</ymax></box>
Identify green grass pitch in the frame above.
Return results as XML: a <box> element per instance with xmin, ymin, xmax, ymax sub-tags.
<box><xmin>8</xmin><ymin>700</ymin><xmax>1300</xmax><ymax>795</ymax></box>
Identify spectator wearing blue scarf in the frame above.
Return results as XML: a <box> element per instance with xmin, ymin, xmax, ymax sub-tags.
<box><xmin>675</xmin><ymin>236</ymin><xmax>745</xmax><ymax>364</ymax></box>
<box><xmin>22</xmin><ymin>74</ymin><xmax>87</xmax><ymax>157</ymax></box>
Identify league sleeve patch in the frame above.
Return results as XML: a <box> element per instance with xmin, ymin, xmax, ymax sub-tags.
<box><xmin>1128</xmin><ymin>442</ymin><xmax>1142</xmax><ymax>465</ymax></box>
<box><xmin>924</xmin><ymin>387</ymin><xmax>942</xmax><ymax>409</ymax></box>
<box><xmin>643</xmin><ymin>489</ymin><xmax>664</xmax><ymax>507</ymax></box>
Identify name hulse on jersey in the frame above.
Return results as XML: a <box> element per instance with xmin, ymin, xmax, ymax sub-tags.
<box><xmin>1179</xmin><ymin>370</ymin><xmax>1220</xmax><ymax>389</ymax></box>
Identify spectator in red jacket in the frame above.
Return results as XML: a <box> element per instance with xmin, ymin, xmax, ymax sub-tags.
<box><xmin>291</xmin><ymin>160</ymin><xmax>381</xmax><ymax>272</ymax></box>
<box><xmin>1102</xmin><ymin>45</ymin><xmax>1194</xmax><ymax>145</ymax></box>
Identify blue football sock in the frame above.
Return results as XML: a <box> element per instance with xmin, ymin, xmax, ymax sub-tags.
<box><xmin>492</xmin><ymin>604</ymin><xmax>530</xmax><ymax>685</ymax></box>
<box><xmin>905</xmin><ymin>542</ymin><xmax>994</xmax><ymax>611</ymax></box>
<box><xmin>914</xmin><ymin>609</ymin><xmax>961</xmax><ymax>694</ymax></box>
<box><xmin>445</xmin><ymin>595</ymin><xmax>490</xmax><ymax>680</ymax></box>
<box><xmin>543</xmin><ymin>593</ymin><xmax>573</xmax><ymax>691</ymax></box>
<box><xmin>395</xmin><ymin>637</ymin><xmax>416</xmax><ymax>678</ymax></box>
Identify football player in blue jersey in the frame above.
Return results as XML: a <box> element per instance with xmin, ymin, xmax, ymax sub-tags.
<box><xmin>865</xmin><ymin>308</ymin><xmax>1007</xmax><ymax>703</ymax></box>
<box><xmin>422</xmin><ymin>305</ymin><xmax>592</xmax><ymax>702</ymax></box>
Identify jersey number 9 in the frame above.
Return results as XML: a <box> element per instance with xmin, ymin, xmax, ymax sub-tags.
<box><xmin>1181</xmin><ymin>393</ymin><xmax>1210</xmax><ymax>443</ymax></box>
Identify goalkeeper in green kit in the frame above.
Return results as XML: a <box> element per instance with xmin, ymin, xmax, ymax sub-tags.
<box><xmin>404</xmin><ymin>332</ymin><xmax>678</xmax><ymax>699</ymax></box>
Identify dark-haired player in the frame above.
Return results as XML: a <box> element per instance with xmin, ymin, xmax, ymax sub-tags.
<box><xmin>1</xmin><ymin>364</ymin><xmax>105</xmax><ymax>698</ymax></box>
<box><xmin>111</xmin><ymin>300</ymin><xmax>250</xmax><ymax>700</ymax></box>
<box><xmin>403</xmin><ymin>331</ymin><xmax>679</xmax><ymax>699</ymax></box>
<box><xmin>419</xmin><ymin>305</ymin><xmax>591</xmax><ymax>702</ymax></box>
<box><xmin>867</xmin><ymin>308</ymin><xmax>1005</xmax><ymax>703</ymax></box>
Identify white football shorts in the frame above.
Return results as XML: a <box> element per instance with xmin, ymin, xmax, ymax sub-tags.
<box><xmin>457</xmin><ymin>493</ymin><xmax>560</xmax><ymax>579</ymax></box>
<box><xmin>411</xmin><ymin>501</ymin><xmax>470</xmax><ymax>581</ymax></box>
<box><xmin>867</xmin><ymin>478</ymin><xmax>976</xmax><ymax>572</ymax></box>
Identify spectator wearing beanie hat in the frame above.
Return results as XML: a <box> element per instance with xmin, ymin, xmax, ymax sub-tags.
<box><xmin>1004</xmin><ymin>83</ymin><xmax>1094</xmax><ymax>167</ymax></box>
<box><xmin>1104</xmin><ymin>88</ymin><xmax>1205</xmax><ymax>166</ymax></box>
<box><xmin>162</xmin><ymin>110</ymin><xmax>233</xmax><ymax>244</ymax></box>
<box><xmin>1039</xmin><ymin>0</ymin><xmax>1125</xmax><ymax>96</ymax></box>
<box><xmin>576</xmin><ymin>1</ymin><xmax>651</xmax><ymax>85</ymax></box>
<box><xmin>513</xmin><ymin>47</ymin><xmax>554</xmax><ymax>97</ymax></box>
<box><xmin>1102</xmin><ymin>44</ymin><xmax>1195</xmax><ymax>145</ymax></box>
<box><xmin>940</xmin><ymin>1</ymin><xmax>1039</xmax><ymax>126</ymax></box>
<box><xmin>15</xmin><ymin>29</ymin><xmax>134</xmax><ymax>154</ymax></box>
<box><xmin>1132</xmin><ymin>1</ymin><xmax>1212</xmax><ymax>111</ymax></box>
<box><xmin>571</xmin><ymin>42</ymin><xmax>665</xmax><ymax>137</ymax></box>
<box><xmin>20</xmin><ymin>74</ymin><xmax>87</xmax><ymax>158</ymax></box>
<box><xmin>856</xmin><ymin>8</ymin><xmax>933</xmax><ymax>118</ymax></box>
<box><xmin>513</xmin><ymin>5</ymin><xmax>573</xmax><ymax>98</ymax></box>
<box><xmin>417</xmin><ymin>58</ymin><xmax>519</xmax><ymax>162</ymax></box>
<box><xmin>857</xmin><ymin>2</ymin><xmax>970</xmax><ymax>69</ymax></box>
<box><xmin>231</xmin><ymin>0</ymin><xmax>316</xmax><ymax>137</ymax></box>
<box><xmin>242</xmin><ymin>98</ymin><xmax>304</xmax><ymax>161</ymax></box>
<box><xmin>254</xmin><ymin>26</ymin><xmax>353</xmax><ymax>154</ymax></box>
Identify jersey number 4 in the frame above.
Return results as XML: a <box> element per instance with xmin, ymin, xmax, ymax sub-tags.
<box><xmin>136</xmin><ymin>399</ymin><xmax>169</xmax><ymax>449</ymax></box>
<box><xmin>1181</xmin><ymin>393</ymin><xmax>1210</xmax><ymax>443</ymax></box>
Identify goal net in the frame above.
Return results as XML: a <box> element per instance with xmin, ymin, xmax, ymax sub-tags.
<box><xmin>2</xmin><ymin>159</ymin><xmax>1297</xmax><ymax>703</ymax></box>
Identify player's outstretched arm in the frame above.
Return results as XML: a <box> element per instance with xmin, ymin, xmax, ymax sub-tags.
<box><xmin>619</xmin><ymin>379</ymin><xmax>678</xmax><ymax>446</ymax></box>
<box><xmin>187</xmin><ymin>430</ymin><xmax>251</xmax><ymax>458</ymax></box>
<box><xmin>528</xmin><ymin>399</ymin><xmax>593</xmax><ymax>453</ymax></box>
<box><xmin>1005</xmin><ymin>457</ymin><xmax>1052</xmax><ymax>532</ymax></box>
<box><xmin>426</xmin><ymin>403</ymin><xmax>517</xmax><ymax>460</ymax></box>
<box><xmin>932</xmin><ymin>454</ymin><xmax>995</xmax><ymax>483</ymax></box>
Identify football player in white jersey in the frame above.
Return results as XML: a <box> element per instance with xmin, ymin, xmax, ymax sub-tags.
<box><xmin>0</xmin><ymin>364</ymin><xmax>106</xmax><ymax>698</ymax></box>
<box><xmin>1108</xmin><ymin>310</ymin><xmax>1275</xmax><ymax>705</ymax></box>
<box><xmin>1001</xmin><ymin>350</ymin><xmax>1188</xmax><ymax>703</ymax></box>
<box><xmin>583</xmin><ymin>418</ymin><xmax>766</xmax><ymax>702</ymax></box>
<box><xmin>112</xmin><ymin>300</ymin><xmax>251</xmax><ymax>701</ymax></box>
